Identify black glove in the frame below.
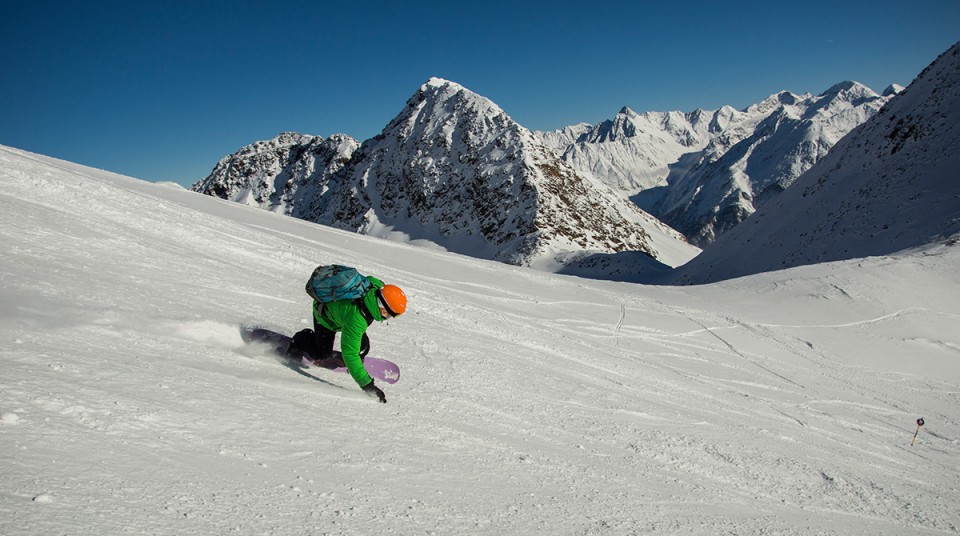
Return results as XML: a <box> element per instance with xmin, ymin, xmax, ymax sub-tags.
<box><xmin>362</xmin><ymin>380</ymin><xmax>387</xmax><ymax>404</ymax></box>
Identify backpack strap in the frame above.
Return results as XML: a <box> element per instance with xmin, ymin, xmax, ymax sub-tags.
<box><xmin>355</xmin><ymin>297</ymin><xmax>374</xmax><ymax>326</ymax></box>
<box><xmin>313</xmin><ymin>300</ymin><xmax>327</xmax><ymax>324</ymax></box>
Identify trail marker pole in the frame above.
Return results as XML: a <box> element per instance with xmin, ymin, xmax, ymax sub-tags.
<box><xmin>911</xmin><ymin>418</ymin><xmax>924</xmax><ymax>446</ymax></box>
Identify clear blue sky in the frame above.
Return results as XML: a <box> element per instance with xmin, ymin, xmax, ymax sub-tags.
<box><xmin>2</xmin><ymin>1</ymin><xmax>958</xmax><ymax>187</ymax></box>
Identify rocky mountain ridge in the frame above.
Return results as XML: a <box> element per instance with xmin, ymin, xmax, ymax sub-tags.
<box><xmin>194</xmin><ymin>78</ymin><xmax>699</xmax><ymax>269</ymax></box>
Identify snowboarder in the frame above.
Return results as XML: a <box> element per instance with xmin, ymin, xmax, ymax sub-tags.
<box><xmin>288</xmin><ymin>275</ymin><xmax>407</xmax><ymax>403</ymax></box>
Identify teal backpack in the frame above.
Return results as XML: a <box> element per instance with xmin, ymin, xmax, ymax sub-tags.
<box><xmin>305</xmin><ymin>265</ymin><xmax>372</xmax><ymax>303</ymax></box>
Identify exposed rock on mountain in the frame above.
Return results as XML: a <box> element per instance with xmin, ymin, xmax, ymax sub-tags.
<box><xmin>194</xmin><ymin>79</ymin><xmax>699</xmax><ymax>269</ymax></box>
<box><xmin>194</xmin><ymin>132</ymin><xmax>360</xmax><ymax>216</ymax></box>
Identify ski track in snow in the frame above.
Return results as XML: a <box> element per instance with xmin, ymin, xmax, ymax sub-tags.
<box><xmin>2</xmin><ymin>145</ymin><xmax>960</xmax><ymax>535</ymax></box>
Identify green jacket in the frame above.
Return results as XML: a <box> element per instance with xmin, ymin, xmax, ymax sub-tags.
<box><xmin>312</xmin><ymin>276</ymin><xmax>385</xmax><ymax>387</ymax></box>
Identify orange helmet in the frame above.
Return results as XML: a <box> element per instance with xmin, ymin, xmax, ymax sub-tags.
<box><xmin>377</xmin><ymin>284</ymin><xmax>407</xmax><ymax>317</ymax></box>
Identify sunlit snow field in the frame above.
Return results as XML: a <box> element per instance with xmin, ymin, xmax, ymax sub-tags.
<box><xmin>2</xmin><ymin>145</ymin><xmax>958</xmax><ymax>535</ymax></box>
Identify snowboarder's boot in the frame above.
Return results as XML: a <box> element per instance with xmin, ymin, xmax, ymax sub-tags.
<box><xmin>287</xmin><ymin>329</ymin><xmax>317</xmax><ymax>361</ymax></box>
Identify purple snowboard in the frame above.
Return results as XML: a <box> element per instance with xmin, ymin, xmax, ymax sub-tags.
<box><xmin>241</xmin><ymin>327</ymin><xmax>400</xmax><ymax>384</ymax></box>
<box><xmin>302</xmin><ymin>355</ymin><xmax>400</xmax><ymax>384</ymax></box>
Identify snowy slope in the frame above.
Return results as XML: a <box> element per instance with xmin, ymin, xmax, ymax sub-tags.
<box><xmin>2</xmin><ymin>145</ymin><xmax>959</xmax><ymax>535</ymax></box>
<box><xmin>674</xmin><ymin>42</ymin><xmax>960</xmax><ymax>284</ymax></box>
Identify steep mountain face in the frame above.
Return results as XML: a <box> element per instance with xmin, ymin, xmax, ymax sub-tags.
<box><xmin>539</xmin><ymin>82</ymin><xmax>898</xmax><ymax>247</ymax></box>
<box><xmin>194</xmin><ymin>79</ymin><xmax>699</xmax><ymax>268</ymax></box>
<box><xmin>193</xmin><ymin>132</ymin><xmax>360</xmax><ymax>216</ymax></box>
<box><xmin>672</xmin><ymin>42</ymin><xmax>960</xmax><ymax>284</ymax></box>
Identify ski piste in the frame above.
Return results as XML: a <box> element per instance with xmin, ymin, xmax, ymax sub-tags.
<box><xmin>240</xmin><ymin>327</ymin><xmax>400</xmax><ymax>384</ymax></box>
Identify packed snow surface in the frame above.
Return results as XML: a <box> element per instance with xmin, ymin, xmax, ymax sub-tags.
<box><xmin>2</xmin><ymin>145</ymin><xmax>959</xmax><ymax>535</ymax></box>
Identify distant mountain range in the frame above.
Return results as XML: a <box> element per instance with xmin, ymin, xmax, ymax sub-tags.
<box><xmin>537</xmin><ymin>82</ymin><xmax>901</xmax><ymax>247</ymax></box>
<box><xmin>671</xmin><ymin>42</ymin><xmax>960</xmax><ymax>284</ymax></box>
<box><xmin>194</xmin><ymin>43</ymin><xmax>959</xmax><ymax>281</ymax></box>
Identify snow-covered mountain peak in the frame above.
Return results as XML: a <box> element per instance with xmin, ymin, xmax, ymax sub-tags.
<box><xmin>424</xmin><ymin>76</ymin><xmax>456</xmax><ymax>89</ymax></box>
<box><xmin>395</xmin><ymin>77</ymin><xmax>513</xmax><ymax>147</ymax></box>
<box><xmin>708</xmin><ymin>105</ymin><xmax>743</xmax><ymax>133</ymax></box>
<box><xmin>416</xmin><ymin>77</ymin><xmax>495</xmax><ymax>108</ymax></box>
<box><xmin>815</xmin><ymin>81</ymin><xmax>883</xmax><ymax>110</ymax></box>
<box><xmin>821</xmin><ymin>80</ymin><xmax>856</xmax><ymax>93</ymax></box>
<box><xmin>883</xmin><ymin>83</ymin><xmax>905</xmax><ymax>96</ymax></box>
<box><xmin>746</xmin><ymin>90</ymin><xmax>807</xmax><ymax>114</ymax></box>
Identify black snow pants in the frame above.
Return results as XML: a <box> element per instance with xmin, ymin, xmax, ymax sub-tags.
<box><xmin>289</xmin><ymin>318</ymin><xmax>369</xmax><ymax>369</ymax></box>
